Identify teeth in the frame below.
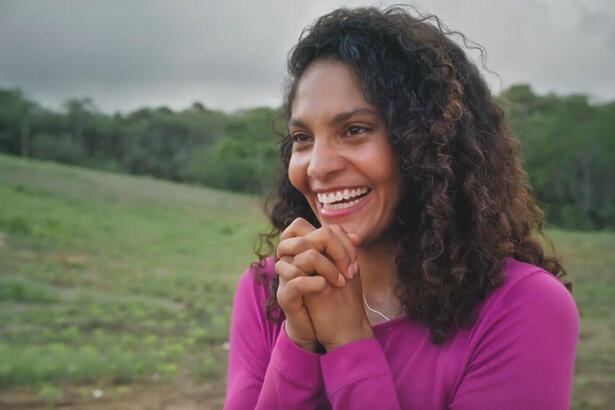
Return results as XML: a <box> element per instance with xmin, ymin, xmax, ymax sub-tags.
<box><xmin>323</xmin><ymin>198</ymin><xmax>362</xmax><ymax>210</ymax></box>
<box><xmin>317</xmin><ymin>187</ymin><xmax>369</xmax><ymax>205</ymax></box>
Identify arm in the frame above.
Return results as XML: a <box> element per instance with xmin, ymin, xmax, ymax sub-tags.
<box><xmin>321</xmin><ymin>338</ymin><xmax>401</xmax><ymax>410</ymax></box>
<box><xmin>256</xmin><ymin>324</ymin><xmax>326</xmax><ymax>409</ymax></box>
<box><xmin>319</xmin><ymin>271</ymin><xmax>579</xmax><ymax>410</ymax></box>
<box><xmin>449</xmin><ymin>271</ymin><xmax>579</xmax><ymax>410</ymax></box>
<box><xmin>224</xmin><ymin>267</ymin><xmax>325</xmax><ymax>410</ymax></box>
<box><xmin>279</xmin><ymin>220</ymin><xmax>400</xmax><ymax>408</ymax></box>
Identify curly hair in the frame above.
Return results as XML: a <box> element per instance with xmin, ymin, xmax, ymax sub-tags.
<box><xmin>252</xmin><ymin>5</ymin><xmax>569</xmax><ymax>344</ymax></box>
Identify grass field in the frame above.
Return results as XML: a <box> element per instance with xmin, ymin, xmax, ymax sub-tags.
<box><xmin>0</xmin><ymin>153</ymin><xmax>613</xmax><ymax>409</ymax></box>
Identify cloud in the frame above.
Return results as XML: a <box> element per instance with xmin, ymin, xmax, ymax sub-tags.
<box><xmin>0</xmin><ymin>0</ymin><xmax>612</xmax><ymax>112</ymax></box>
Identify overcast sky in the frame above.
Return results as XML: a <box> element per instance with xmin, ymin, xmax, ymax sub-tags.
<box><xmin>1</xmin><ymin>0</ymin><xmax>613</xmax><ymax>113</ymax></box>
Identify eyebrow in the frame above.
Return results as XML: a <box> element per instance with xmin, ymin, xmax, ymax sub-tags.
<box><xmin>288</xmin><ymin>108</ymin><xmax>379</xmax><ymax>128</ymax></box>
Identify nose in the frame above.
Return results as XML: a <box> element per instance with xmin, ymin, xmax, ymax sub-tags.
<box><xmin>306</xmin><ymin>136</ymin><xmax>345</xmax><ymax>180</ymax></box>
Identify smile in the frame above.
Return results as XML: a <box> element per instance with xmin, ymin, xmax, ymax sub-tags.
<box><xmin>316</xmin><ymin>187</ymin><xmax>373</xmax><ymax>217</ymax></box>
<box><xmin>316</xmin><ymin>187</ymin><xmax>371</xmax><ymax>207</ymax></box>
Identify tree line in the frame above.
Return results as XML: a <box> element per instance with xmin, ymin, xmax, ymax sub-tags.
<box><xmin>1</xmin><ymin>85</ymin><xmax>613</xmax><ymax>230</ymax></box>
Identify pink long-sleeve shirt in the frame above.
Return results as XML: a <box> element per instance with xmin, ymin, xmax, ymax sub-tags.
<box><xmin>224</xmin><ymin>257</ymin><xmax>579</xmax><ymax>409</ymax></box>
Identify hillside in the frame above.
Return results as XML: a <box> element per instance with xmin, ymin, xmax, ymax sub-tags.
<box><xmin>0</xmin><ymin>154</ymin><xmax>267</xmax><ymax>407</ymax></box>
<box><xmin>0</xmin><ymin>154</ymin><xmax>613</xmax><ymax>408</ymax></box>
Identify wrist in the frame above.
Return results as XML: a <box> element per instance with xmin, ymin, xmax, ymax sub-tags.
<box><xmin>294</xmin><ymin>340</ymin><xmax>318</xmax><ymax>352</ymax></box>
<box><xmin>284</xmin><ymin>322</ymin><xmax>318</xmax><ymax>352</ymax></box>
<box><xmin>323</xmin><ymin>322</ymin><xmax>374</xmax><ymax>352</ymax></box>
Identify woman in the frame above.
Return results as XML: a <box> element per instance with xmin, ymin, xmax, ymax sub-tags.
<box><xmin>225</xmin><ymin>6</ymin><xmax>579</xmax><ymax>409</ymax></box>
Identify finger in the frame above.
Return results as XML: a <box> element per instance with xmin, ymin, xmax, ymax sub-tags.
<box><xmin>280</xmin><ymin>217</ymin><xmax>316</xmax><ymax>241</ymax></box>
<box><xmin>293</xmin><ymin>248</ymin><xmax>346</xmax><ymax>286</ymax></box>
<box><xmin>347</xmin><ymin>232</ymin><xmax>361</xmax><ymax>247</ymax></box>
<box><xmin>277</xmin><ymin>275</ymin><xmax>327</xmax><ymax>311</ymax></box>
<box><xmin>274</xmin><ymin>258</ymin><xmax>309</xmax><ymax>285</ymax></box>
<box><xmin>304</xmin><ymin>226</ymin><xmax>354</xmax><ymax>279</ymax></box>
<box><xmin>279</xmin><ymin>219</ymin><xmax>352</xmax><ymax>284</ymax></box>
<box><xmin>276</xmin><ymin>236</ymin><xmax>313</xmax><ymax>260</ymax></box>
<box><xmin>328</xmin><ymin>224</ymin><xmax>358</xmax><ymax>278</ymax></box>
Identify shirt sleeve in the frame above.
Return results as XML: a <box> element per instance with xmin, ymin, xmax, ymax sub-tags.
<box><xmin>224</xmin><ymin>266</ymin><xmax>326</xmax><ymax>410</ymax></box>
<box><xmin>449</xmin><ymin>271</ymin><xmax>580</xmax><ymax>410</ymax></box>
<box><xmin>256</xmin><ymin>325</ymin><xmax>326</xmax><ymax>409</ymax></box>
<box><xmin>321</xmin><ymin>338</ymin><xmax>401</xmax><ymax>410</ymax></box>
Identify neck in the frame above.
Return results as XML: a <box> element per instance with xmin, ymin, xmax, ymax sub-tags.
<box><xmin>357</xmin><ymin>237</ymin><xmax>399</xmax><ymax>303</ymax></box>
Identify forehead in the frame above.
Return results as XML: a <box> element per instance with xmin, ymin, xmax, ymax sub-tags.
<box><xmin>291</xmin><ymin>60</ymin><xmax>372</xmax><ymax>120</ymax></box>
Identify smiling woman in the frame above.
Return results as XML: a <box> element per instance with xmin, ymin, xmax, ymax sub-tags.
<box><xmin>224</xmin><ymin>5</ymin><xmax>579</xmax><ymax>410</ymax></box>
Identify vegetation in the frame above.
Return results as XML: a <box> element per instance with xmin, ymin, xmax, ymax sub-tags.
<box><xmin>499</xmin><ymin>85</ymin><xmax>615</xmax><ymax>230</ymax></box>
<box><xmin>0</xmin><ymin>154</ymin><xmax>613</xmax><ymax>408</ymax></box>
<box><xmin>0</xmin><ymin>154</ymin><xmax>264</xmax><ymax>405</ymax></box>
<box><xmin>1</xmin><ymin>85</ymin><xmax>614</xmax><ymax>230</ymax></box>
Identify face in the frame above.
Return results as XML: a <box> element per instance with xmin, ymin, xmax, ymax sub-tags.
<box><xmin>288</xmin><ymin>59</ymin><xmax>402</xmax><ymax>247</ymax></box>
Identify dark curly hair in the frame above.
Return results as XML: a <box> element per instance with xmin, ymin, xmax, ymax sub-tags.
<box><xmin>252</xmin><ymin>5</ymin><xmax>569</xmax><ymax>344</ymax></box>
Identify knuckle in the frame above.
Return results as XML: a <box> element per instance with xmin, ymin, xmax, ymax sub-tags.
<box><xmin>297</xmin><ymin>237</ymin><xmax>310</xmax><ymax>250</ymax></box>
<box><xmin>290</xmin><ymin>217</ymin><xmax>307</xmax><ymax>230</ymax></box>
<box><xmin>289</xmin><ymin>264</ymin><xmax>302</xmax><ymax>278</ymax></box>
<box><xmin>275</xmin><ymin>245</ymin><xmax>284</xmax><ymax>258</ymax></box>
<box><xmin>305</xmin><ymin>248</ymin><xmax>320</xmax><ymax>263</ymax></box>
<box><xmin>280</xmin><ymin>281</ymin><xmax>294</xmax><ymax>297</ymax></box>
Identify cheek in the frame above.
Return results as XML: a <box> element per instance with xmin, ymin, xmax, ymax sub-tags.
<box><xmin>370</xmin><ymin>146</ymin><xmax>400</xmax><ymax>183</ymax></box>
<box><xmin>374</xmin><ymin>152</ymin><xmax>402</xmax><ymax>200</ymax></box>
<box><xmin>287</xmin><ymin>155</ymin><xmax>306</xmax><ymax>191</ymax></box>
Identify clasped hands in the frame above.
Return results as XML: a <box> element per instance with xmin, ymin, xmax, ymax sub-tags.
<box><xmin>275</xmin><ymin>217</ymin><xmax>374</xmax><ymax>353</ymax></box>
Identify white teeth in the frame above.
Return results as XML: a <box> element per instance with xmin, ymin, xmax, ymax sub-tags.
<box><xmin>323</xmin><ymin>198</ymin><xmax>361</xmax><ymax>210</ymax></box>
<box><xmin>317</xmin><ymin>187</ymin><xmax>369</xmax><ymax>204</ymax></box>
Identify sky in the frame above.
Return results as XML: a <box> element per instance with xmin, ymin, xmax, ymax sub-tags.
<box><xmin>1</xmin><ymin>0</ymin><xmax>613</xmax><ymax>113</ymax></box>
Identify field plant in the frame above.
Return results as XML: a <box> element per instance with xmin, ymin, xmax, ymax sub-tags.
<box><xmin>0</xmin><ymin>154</ymin><xmax>613</xmax><ymax>408</ymax></box>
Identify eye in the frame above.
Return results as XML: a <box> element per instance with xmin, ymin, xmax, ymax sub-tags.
<box><xmin>345</xmin><ymin>125</ymin><xmax>370</xmax><ymax>136</ymax></box>
<box><xmin>291</xmin><ymin>132</ymin><xmax>312</xmax><ymax>144</ymax></box>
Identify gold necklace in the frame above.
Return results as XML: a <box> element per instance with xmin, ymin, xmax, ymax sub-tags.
<box><xmin>362</xmin><ymin>293</ymin><xmax>400</xmax><ymax>322</ymax></box>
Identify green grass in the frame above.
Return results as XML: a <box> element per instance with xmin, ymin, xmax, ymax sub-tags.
<box><xmin>0</xmin><ymin>153</ymin><xmax>267</xmax><ymax>396</ymax></box>
<box><xmin>546</xmin><ymin>230</ymin><xmax>615</xmax><ymax>409</ymax></box>
<box><xmin>0</xmin><ymin>153</ymin><xmax>613</xmax><ymax>408</ymax></box>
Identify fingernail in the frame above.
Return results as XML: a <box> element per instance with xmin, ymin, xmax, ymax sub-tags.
<box><xmin>352</xmin><ymin>261</ymin><xmax>359</xmax><ymax>276</ymax></box>
<box><xmin>346</xmin><ymin>263</ymin><xmax>354</xmax><ymax>279</ymax></box>
<box><xmin>337</xmin><ymin>273</ymin><xmax>346</xmax><ymax>286</ymax></box>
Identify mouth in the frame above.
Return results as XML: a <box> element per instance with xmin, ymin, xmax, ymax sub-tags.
<box><xmin>315</xmin><ymin>187</ymin><xmax>373</xmax><ymax>218</ymax></box>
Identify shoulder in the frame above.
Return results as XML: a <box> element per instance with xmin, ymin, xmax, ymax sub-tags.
<box><xmin>235</xmin><ymin>257</ymin><xmax>276</xmax><ymax>297</ymax></box>
<box><xmin>495</xmin><ymin>258</ymin><xmax>577</xmax><ymax>314</ymax></box>
<box><xmin>474</xmin><ymin>258</ymin><xmax>579</xmax><ymax>342</ymax></box>
<box><xmin>449</xmin><ymin>259</ymin><xmax>579</xmax><ymax>408</ymax></box>
<box><xmin>231</xmin><ymin>257</ymin><xmax>281</xmax><ymax>351</ymax></box>
<box><xmin>234</xmin><ymin>257</ymin><xmax>277</xmax><ymax>313</ymax></box>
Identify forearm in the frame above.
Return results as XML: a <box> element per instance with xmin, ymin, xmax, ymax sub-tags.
<box><xmin>321</xmin><ymin>338</ymin><xmax>401</xmax><ymax>410</ymax></box>
<box><xmin>255</xmin><ymin>324</ymin><xmax>326</xmax><ymax>409</ymax></box>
